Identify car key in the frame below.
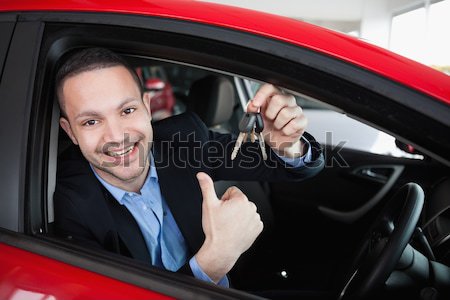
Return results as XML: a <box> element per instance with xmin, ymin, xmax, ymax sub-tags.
<box><xmin>255</xmin><ymin>113</ymin><xmax>267</xmax><ymax>160</ymax></box>
<box><xmin>251</xmin><ymin>127</ymin><xmax>256</xmax><ymax>143</ymax></box>
<box><xmin>231</xmin><ymin>112</ymin><xmax>256</xmax><ymax>160</ymax></box>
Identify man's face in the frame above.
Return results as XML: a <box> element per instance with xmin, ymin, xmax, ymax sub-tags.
<box><xmin>59</xmin><ymin>66</ymin><xmax>153</xmax><ymax>189</ymax></box>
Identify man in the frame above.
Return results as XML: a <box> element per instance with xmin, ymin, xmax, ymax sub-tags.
<box><xmin>54</xmin><ymin>48</ymin><xmax>324</xmax><ymax>286</ymax></box>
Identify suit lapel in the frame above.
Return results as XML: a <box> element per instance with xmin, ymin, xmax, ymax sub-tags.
<box><xmin>102</xmin><ymin>189</ymin><xmax>152</xmax><ymax>264</ymax></box>
<box><xmin>153</xmin><ymin>141</ymin><xmax>204</xmax><ymax>255</ymax></box>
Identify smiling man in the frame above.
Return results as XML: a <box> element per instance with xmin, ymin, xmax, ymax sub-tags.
<box><xmin>59</xmin><ymin>63</ymin><xmax>153</xmax><ymax>193</ymax></box>
<box><xmin>54</xmin><ymin>47</ymin><xmax>324</xmax><ymax>285</ymax></box>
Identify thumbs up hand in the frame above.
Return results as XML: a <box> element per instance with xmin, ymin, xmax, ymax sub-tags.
<box><xmin>194</xmin><ymin>172</ymin><xmax>263</xmax><ymax>283</ymax></box>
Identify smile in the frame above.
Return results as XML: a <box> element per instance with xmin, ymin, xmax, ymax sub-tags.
<box><xmin>107</xmin><ymin>144</ymin><xmax>135</xmax><ymax>157</ymax></box>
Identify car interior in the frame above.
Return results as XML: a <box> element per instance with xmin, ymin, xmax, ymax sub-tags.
<box><xmin>26</xmin><ymin>18</ymin><xmax>449</xmax><ymax>299</ymax></box>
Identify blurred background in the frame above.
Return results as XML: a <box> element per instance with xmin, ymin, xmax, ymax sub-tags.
<box><xmin>203</xmin><ymin>0</ymin><xmax>450</xmax><ymax>74</ymax></box>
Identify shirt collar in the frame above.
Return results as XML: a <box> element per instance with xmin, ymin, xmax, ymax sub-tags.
<box><xmin>90</xmin><ymin>152</ymin><xmax>158</xmax><ymax>205</ymax></box>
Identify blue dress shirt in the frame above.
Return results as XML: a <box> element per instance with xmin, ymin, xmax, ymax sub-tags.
<box><xmin>91</xmin><ymin>138</ymin><xmax>311</xmax><ymax>287</ymax></box>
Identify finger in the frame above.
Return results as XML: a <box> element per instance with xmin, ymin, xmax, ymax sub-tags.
<box><xmin>264</xmin><ymin>94</ymin><xmax>297</xmax><ymax>121</ymax></box>
<box><xmin>196</xmin><ymin>172</ymin><xmax>218</xmax><ymax>202</ymax></box>
<box><xmin>280</xmin><ymin>115</ymin><xmax>308</xmax><ymax>136</ymax></box>
<box><xmin>222</xmin><ymin>186</ymin><xmax>246</xmax><ymax>202</ymax></box>
<box><xmin>273</xmin><ymin>106</ymin><xmax>303</xmax><ymax>130</ymax></box>
<box><xmin>248</xmin><ymin>201</ymin><xmax>257</xmax><ymax>212</ymax></box>
<box><xmin>248</xmin><ymin>84</ymin><xmax>280</xmax><ymax>112</ymax></box>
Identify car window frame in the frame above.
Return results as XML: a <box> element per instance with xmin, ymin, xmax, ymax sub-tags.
<box><xmin>0</xmin><ymin>14</ymin><xmax>17</xmax><ymax>82</ymax></box>
<box><xmin>0</xmin><ymin>20</ymin><xmax>44</xmax><ymax>233</ymax></box>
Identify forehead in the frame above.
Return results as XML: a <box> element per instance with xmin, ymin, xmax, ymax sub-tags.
<box><xmin>62</xmin><ymin>66</ymin><xmax>141</xmax><ymax>110</ymax></box>
<box><xmin>64</xmin><ymin>65</ymin><xmax>138</xmax><ymax>91</ymax></box>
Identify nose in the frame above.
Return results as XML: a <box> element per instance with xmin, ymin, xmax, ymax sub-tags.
<box><xmin>102</xmin><ymin>118</ymin><xmax>127</xmax><ymax>145</ymax></box>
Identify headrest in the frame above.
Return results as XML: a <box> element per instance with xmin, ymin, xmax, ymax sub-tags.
<box><xmin>187</xmin><ymin>75</ymin><xmax>235</xmax><ymax>127</ymax></box>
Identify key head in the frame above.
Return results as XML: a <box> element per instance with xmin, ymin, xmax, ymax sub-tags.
<box><xmin>239</xmin><ymin>113</ymin><xmax>257</xmax><ymax>132</ymax></box>
<box><xmin>255</xmin><ymin>113</ymin><xmax>264</xmax><ymax>133</ymax></box>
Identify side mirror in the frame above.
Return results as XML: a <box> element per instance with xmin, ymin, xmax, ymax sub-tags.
<box><xmin>395</xmin><ymin>139</ymin><xmax>423</xmax><ymax>155</ymax></box>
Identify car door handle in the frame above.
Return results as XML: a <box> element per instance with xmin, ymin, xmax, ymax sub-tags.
<box><xmin>358</xmin><ymin>168</ymin><xmax>388</xmax><ymax>183</ymax></box>
<box><xmin>319</xmin><ymin>165</ymin><xmax>404</xmax><ymax>223</ymax></box>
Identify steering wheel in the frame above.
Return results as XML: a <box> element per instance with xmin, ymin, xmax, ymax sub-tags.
<box><xmin>338</xmin><ymin>182</ymin><xmax>424</xmax><ymax>299</ymax></box>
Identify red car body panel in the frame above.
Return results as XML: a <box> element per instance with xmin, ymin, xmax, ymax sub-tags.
<box><xmin>0</xmin><ymin>243</ymin><xmax>173</xmax><ymax>299</ymax></box>
<box><xmin>1</xmin><ymin>0</ymin><xmax>450</xmax><ymax>105</ymax></box>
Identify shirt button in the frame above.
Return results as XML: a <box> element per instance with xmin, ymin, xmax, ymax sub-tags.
<box><xmin>142</xmin><ymin>204</ymin><xmax>148</xmax><ymax>210</ymax></box>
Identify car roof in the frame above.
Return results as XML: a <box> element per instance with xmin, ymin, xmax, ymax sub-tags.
<box><xmin>2</xmin><ymin>0</ymin><xmax>450</xmax><ymax>105</ymax></box>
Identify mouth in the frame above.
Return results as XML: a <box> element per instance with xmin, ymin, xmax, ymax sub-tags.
<box><xmin>106</xmin><ymin>143</ymin><xmax>136</xmax><ymax>157</ymax></box>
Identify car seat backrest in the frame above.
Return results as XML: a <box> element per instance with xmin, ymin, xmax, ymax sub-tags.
<box><xmin>187</xmin><ymin>75</ymin><xmax>235</xmax><ymax>131</ymax></box>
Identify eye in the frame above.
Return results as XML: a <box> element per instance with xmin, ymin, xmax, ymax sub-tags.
<box><xmin>122</xmin><ymin>107</ymin><xmax>136</xmax><ymax>115</ymax></box>
<box><xmin>82</xmin><ymin>120</ymin><xmax>98</xmax><ymax>126</ymax></box>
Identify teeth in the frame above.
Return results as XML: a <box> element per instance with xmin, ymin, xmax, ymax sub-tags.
<box><xmin>108</xmin><ymin>145</ymin><xmax>134</xmax><ymax>157</ymax></box>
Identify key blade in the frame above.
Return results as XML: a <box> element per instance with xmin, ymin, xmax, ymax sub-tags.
<box><xmin>257</xmin><ymin>133</ymin><xmax>268</xmax><ymax>160</ymax></box>
<box><xmin>231</xmin><ymin>132</ymin><xmax>245</xmax><ymax>160</ymax></box>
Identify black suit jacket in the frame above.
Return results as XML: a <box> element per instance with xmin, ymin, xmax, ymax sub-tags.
<box><xmin>54</xmin><ymin>112</ymin><xmax>324</xmax><ymax>275</ymax></box>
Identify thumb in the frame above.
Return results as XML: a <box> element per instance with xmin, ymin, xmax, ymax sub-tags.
<box><xmin>196</xmin><ymin>172</ymin><xmax>218</xmax><ymax>202</ymax></box>
<box><xmin>246</xmin><ymin>99</ymin><xmax>260</xmax><ymax>113</ymax></box>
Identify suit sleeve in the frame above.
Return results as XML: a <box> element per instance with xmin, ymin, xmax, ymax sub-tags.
<box><xmin>54</xmin><ymin>187</ymin><xmax>105</xmax><ymax>250</ymax></box>
<box><xmin>185</xmin><ymin>112</ymin><xmax>325</xmax><ymax>182</ymax></box>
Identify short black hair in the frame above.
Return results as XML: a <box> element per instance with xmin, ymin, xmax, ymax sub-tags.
<box><xmin>55</xmin><ymin>47</ymin><xmax>143</xmax><ymax>116</ymax></box>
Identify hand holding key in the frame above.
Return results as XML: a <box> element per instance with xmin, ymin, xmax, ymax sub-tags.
<box><xmin>247</xmin><ymin>84</ymin><xmax>308</xmax><ymax>158</ymax></box>
<box><xmin>231</xmin><ymin>112</ymin><xmax>267</xmax><ymax>160</ymax></box>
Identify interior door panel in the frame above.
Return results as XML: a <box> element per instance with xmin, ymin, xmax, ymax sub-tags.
<box><xmin>270</xmin><ymin>148</ymin><xmax>409</xmax><ymax>213</ymax></box>
<box><xmin>318</xmin><ymin>164</ymin><xmax>404</xmax><ymax>224</ymax></box>
<box><xmin>263</xmin><ymin>146</ymin><xmax>448</xmax><ymax>291</ymax></box>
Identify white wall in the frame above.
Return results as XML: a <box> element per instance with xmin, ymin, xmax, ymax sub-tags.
<box><xmin>360</xmin><ymin>0</ymin><xmax>391</xmax><ymax>47</ymax></box>
<box><xmin>204</xmin><ymin>0</ymin><xmax>447</xmax><ymax>64</ymax></box>
<box><xmin>202</xmin><ymin>0</ymin><xmax>364</xmax><ymax>21</ymax></box>
<box><xmin>359</xmin><ymin>0</ymin><xmax>425</xmax><ymax>48</ymax></box>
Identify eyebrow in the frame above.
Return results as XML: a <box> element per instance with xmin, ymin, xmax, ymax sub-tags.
<box><xmin>74</xmin><ymin>110</ymin><xmax>102</xmax><ymax>121</ymax></box>
<box><xmin>74</xmin><ymin>98</ymin><xmax>140</xmax><ymax>121</ymax></box>
<box><xmin>117</xmin><ymin>98</ymin><xmax>140</xmax><ymax>110</ymax></box>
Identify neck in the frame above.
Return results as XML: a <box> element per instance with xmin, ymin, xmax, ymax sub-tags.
<box><xmin>93</xmin><ymin>162</ymin><xmax>150</xmax><ymax>194</ymax></box>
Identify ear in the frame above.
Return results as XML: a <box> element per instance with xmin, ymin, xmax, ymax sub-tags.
<box><xmin>60</xmin><ymin>117</ymin><xmax>79</xmax><ymax>145</ymax></box>
<box><xmin>143</xmin><ymin>92</ymin><xmax>153</xmax><ymax>121</ymax></box>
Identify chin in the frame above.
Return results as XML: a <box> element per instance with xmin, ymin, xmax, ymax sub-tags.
<box><xmin>112</xmin><ymin>165</ymin><xmax>146</xmax><ymax>182</ymax></box>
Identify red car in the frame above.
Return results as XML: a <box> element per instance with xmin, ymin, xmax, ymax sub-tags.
<box><xmin>135</xmin><ymin>66</ymin><xmax>176</xmax><ymax>121</ymax></box>
<box><xmin>1</xmin><ymin>0</ymin><xmax>450</xmax><ymax>299</ymax></box>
